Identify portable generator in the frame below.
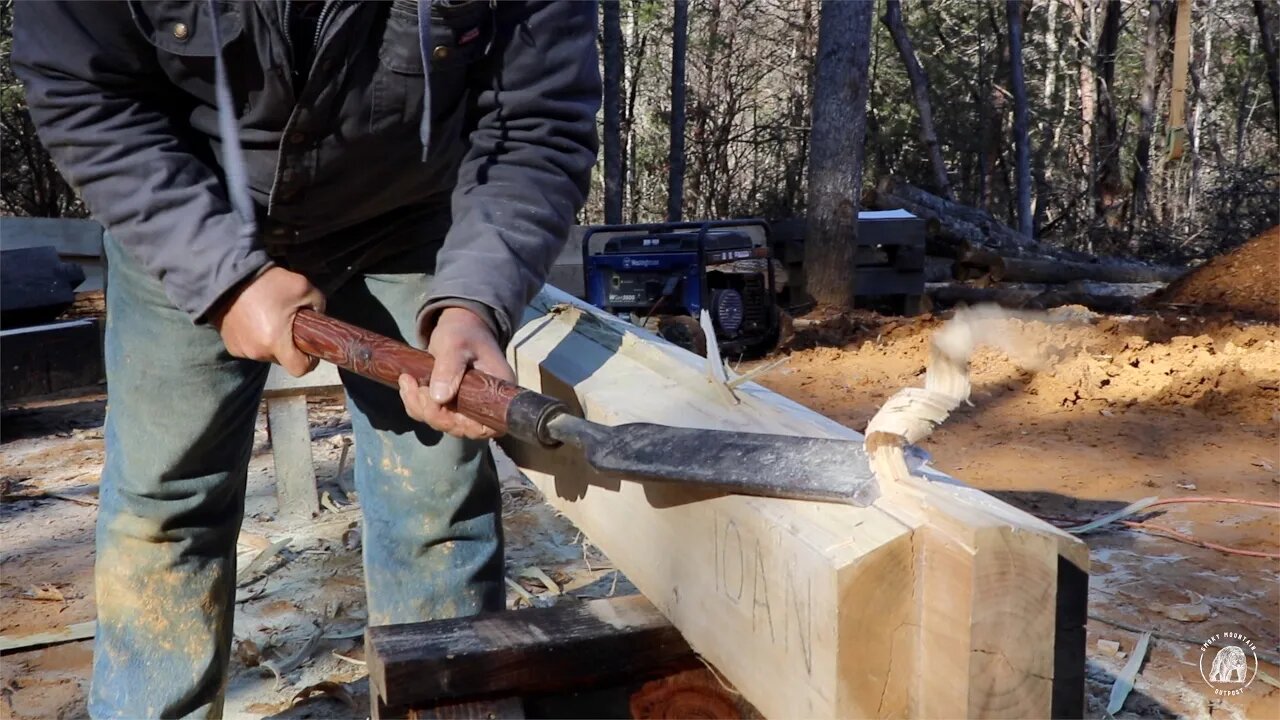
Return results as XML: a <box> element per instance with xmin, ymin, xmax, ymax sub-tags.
<box><xmin>581</xmin><ymin>220</ymin><xmax>781</xmax><ymax>356</ymax></box>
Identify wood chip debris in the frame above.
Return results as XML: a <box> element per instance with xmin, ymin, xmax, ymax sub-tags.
<box><xmin>290</xmin><ymin>680</ymin><xmax>355</xmax><ymax>709</ymax></box>
<box><xmin>1152</xmin><ymin>602</ymin><xmax>1212</xmax><ymax>623</ymax></box>
<box><xmin>1106</xmin><ymin>630</ymin><xmax>1151</xmax><ymax>716</ymax></box>
<box><xmin>320</xmin><ymin>491</ymin><xmax>344</xmax><ymax>514</ymax></box>
<box><xmin>331</xmin><ymin>651</ymin><xmax>366</xmax><ymax>666</ymax></box>
<box><xmin>0</xmin><ymin>621</ymin><xmax>95</xmax><ymax>654</ymax></box>
<box><xmin>1096</xmin><ymin>639</ymin><xmax>1121</xmax><ymax>656</ymax></box>
<box><xmin>516</xmin><ymin>566</ymin><xmax>562</xmax><ymax>595</ymax></box>
<box><xmin>262</xmin><ymin>624</ymin><xmax>325</xmax><ymax>688</ymax></box>
<box><xmin>235</xmin><ymin>638</ymin><xmax>263</xmax><ymax>667</ymax></box>
<box><xmin>700</xmin><ymin>310</ymin><xmax>739</xmax><ymax>405</ymax></box>
<box><xmin>236</xmin><ymin>537</ymin><xmax>293</xmax><ymax>587</ymax></box>
<box><xmin>505</xmin><ymin>576</ymin><xmax>538</xmax><ymax>609</ymax></box>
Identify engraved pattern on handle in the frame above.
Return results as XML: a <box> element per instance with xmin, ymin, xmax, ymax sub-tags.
<box><xmin>291</xmin><ymin>309</ymin><xmax>520</xmax><ymax>434</ymax></box>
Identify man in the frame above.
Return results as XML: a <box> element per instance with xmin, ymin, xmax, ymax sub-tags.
<box><xmin>12</xmin><ymin>1</ymin><xmax>599</xmax><ymax>716</ymax></box>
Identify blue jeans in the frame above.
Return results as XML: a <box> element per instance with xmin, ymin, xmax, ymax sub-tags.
<box><xmin>90</xmin><ymin>235</ymin><xmax>504</xmax><ymax>718</ymax></box>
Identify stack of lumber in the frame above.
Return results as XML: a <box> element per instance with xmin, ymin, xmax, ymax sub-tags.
<box><xmin>865</xmin><ymin>177</ymin><xmax>1186</xmax><ymax>313</ymax></box>
<box><xmin>500</xmin><ymin>286</ymin><xmax>1088</xmax><ymax>719</ymax></box>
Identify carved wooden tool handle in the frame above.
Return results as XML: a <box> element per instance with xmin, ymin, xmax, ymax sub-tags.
<box><xmin>291</xmin><ymin>309</ymin><xmax>565</xmax><ymax>445</ymax></box>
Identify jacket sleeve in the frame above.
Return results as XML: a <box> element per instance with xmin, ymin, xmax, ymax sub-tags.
<box><xmin>11</xmin><ymin>1</ymin><xmax>267</xmax><ymax>322</ymax></box>
<box><xmin>420</xmin><ymin>0</ymin><xmax>601</xmax><ymax>344</ymax></box>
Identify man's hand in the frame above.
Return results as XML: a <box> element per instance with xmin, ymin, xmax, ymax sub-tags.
<box><xmin>210</xmin><ymin>266</ymin><xmax>325</xmax><ymax>377</ymax></box>
<box><xmin>399</xmin><ymin>306</ymin><xmax>514</xmax><ymax>440</ymax></box>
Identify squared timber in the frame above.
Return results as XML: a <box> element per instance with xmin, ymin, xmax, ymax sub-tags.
<box><xmin>504</xmin><ymin>286</ymin><xmax>1088</xmax><ymax>719</ymax></box>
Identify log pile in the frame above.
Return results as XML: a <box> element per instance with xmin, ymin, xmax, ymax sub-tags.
<box><xmin>865</xmin><ymin>177</ymin><xmax>1187</xmax><ymax>313</ymax></box>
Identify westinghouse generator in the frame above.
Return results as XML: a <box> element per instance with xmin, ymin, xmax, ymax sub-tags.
<box><xmin>581</xmin><ymin>220</ymin><xmax>781</xmax><ymax>356</ymax></box>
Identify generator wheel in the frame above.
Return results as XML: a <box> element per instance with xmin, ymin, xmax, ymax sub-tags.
<box><xmin>657</xmin><ymin>316</ymin><xmax>708</xmax><ymax>357</ymax></box>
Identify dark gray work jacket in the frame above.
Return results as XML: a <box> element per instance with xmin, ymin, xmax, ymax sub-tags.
<box><xmin>13</xmin><ymin>1</ymin><xmax>600</xmax><ymax>340</ymax></box>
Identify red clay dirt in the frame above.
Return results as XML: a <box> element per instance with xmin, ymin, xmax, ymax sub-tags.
<box><xmin>1156</xmin><ymin>225</ymin><xmax>1280</xmax><ymax>321</ymax></box>
<box><xmin>753</xmin><ymin>306</ymin><xmax>1280</xmax><ymax>718</ymax></box>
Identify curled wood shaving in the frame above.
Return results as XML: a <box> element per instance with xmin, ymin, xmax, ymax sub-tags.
<box><xmin>1106</xmin><ymin>630</ymin><xmax>1151</xmax><ymax>716</ymax></box>
<box><xmin>505</xmin><ymin>576</ymin><xmax>536</xmax><ymax>609</ymax></box>
<box><xmin>865</xmin><ymin>305</ymin><xmax>1049</xmax><ymax>491</ymax></box>
<box><xmin>700</xmin><ymin>310</ymin><xmax>740</xmax><ymax>406</ymax></box>
<box><xmin>235</xmin><ymin>537</ymin><xmax>292</xmax><ymax>587</ymax></box>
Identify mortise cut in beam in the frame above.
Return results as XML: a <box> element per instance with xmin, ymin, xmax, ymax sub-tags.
<box><xmin>504</xmin><ymin>286</ymin><xmax>1088</xmax><ymax>719</ymax></box>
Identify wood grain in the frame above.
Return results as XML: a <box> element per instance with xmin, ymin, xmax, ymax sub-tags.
<box><xmin>291</xmin><ymin>310</ymin><xmax>521</xmax><ymax>435</ymax></box>
<box><xmin>504</xmin><ymin>286</ymin><xmax>1089</xmax><ymax>719</ymax></box>
<box><xmin>366</xmin><ymin>595</ymin><xmax>699</xmax><ymax>712</ymax></box>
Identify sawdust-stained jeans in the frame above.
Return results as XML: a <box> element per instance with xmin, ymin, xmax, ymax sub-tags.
<box><xmin>91</xmin><ymin>234</ymin><xmax>504</xmax><ymax>718</ymax></box>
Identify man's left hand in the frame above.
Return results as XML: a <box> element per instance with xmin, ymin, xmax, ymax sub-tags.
<box><xmin>398</xmin><ymin>306</ymin><xmax>514</xmax><ymax>440</ymax></box>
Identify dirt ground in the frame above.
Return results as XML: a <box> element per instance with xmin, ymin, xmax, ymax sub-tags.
<box><xmin>2</xmin><ymin>301</ymin><xmax>1278</xmax><ymax>718</ymax></box>
<box><xmin>1</xmin><ymin>397</ymin><xmax>629</xmax><ymax>719</ymax></box>
<box><xmin>757</xmin><ymin>305</ymin><xmax>1280</xmax><ymax>718</ymax></box>
<box><xmin>1157</xmin><ymin>225</ymin><xmax>1280</xmax><ymax>322</ymax></box>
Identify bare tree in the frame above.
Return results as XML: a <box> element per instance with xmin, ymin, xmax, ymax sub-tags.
<box><xmin>1071</xmin><ymin>0</ymin><xmax>1097</xmax><ymax>231</ymax></box>
<box><xmin>804</xmin><ymin>0</ymin><xmax>874</xmax><ymax>309</ymax></box>
<box><xmin>1093</xmin><ymin>0</ymin><xmax>1124</xmax><ymax>233</ymax></box>
<box><xmin>1006</xmin><ymin>0</ymin><xmax>1032</xmax><ymax>236</ymax></box>
<box><xmin>882</xmin><ymin>0</ymin><xmax>952</xmax><ymax>198</ymax></box>
<box><xmin>1131</xmin><ymin>0</ymin><xmax>1166</xmax><ymax>236</ymax></box>
<box><xmin>668</xmin><ymin>0</ymin><xmax>689</xmax><ymax>221</ymax></box>
<box><xmin>978</xmin><ymin>5</ymin><xmax>1009</xmax><ymax>213</ymax></box>
<box><xmin>602</xmin><ymin>1</ymin><xmax>624</xmax><ymax>224</ymax></box>
<box><xmin>1253</xmin><ymin>0</ymin><xmax>1280</xmax><ymax>136</ymax></box>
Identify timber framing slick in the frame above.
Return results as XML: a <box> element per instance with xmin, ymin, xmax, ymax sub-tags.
<box><xmin>502</xmin><ymin>287</ymin><xmax>1088</xmax><ymax>720</ymax></box>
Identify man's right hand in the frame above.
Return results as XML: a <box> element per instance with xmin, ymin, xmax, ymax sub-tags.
<box><xmin>210</xmin><ymin>266</ymin><xmax>325</xmax><ymax>377</ymax></box>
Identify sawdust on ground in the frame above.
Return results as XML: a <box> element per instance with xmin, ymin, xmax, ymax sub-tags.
<box><xmin>4</xmin><ymin>299</ymin><xmax>1279</xmax><ymax>718</ymax></box>
<box><xmin>754</xmin><ymin>305</ymin><xmax>1280</xmax><ymax>719</ymax></box>
<box><xmin>0</xmin><ymin>397</ymin><xmax>624</xmax><ymax>719</ymax></box>
<box><xmin>1156</xmin><ymin>225</ymin><xmax>1280</xmax><ymax>321</ymax></box>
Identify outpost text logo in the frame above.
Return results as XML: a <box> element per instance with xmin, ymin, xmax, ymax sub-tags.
<box><xmin>1199</xmin><ymin>631</ymin><xmax>1258</xmax><ymax>696</ymax></box>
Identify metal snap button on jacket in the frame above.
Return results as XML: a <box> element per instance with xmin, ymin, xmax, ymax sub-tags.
<box><xmin>172</xmin><ymin>23</ymin><xmax>189</xmax><ymax>40</ymax></box>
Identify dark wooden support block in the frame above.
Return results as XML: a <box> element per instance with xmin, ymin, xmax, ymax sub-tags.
<box><xmin>367</xmin><ymin>595</ymin><xmax>700</xmax><ymax>719</ymax></box>
<box><xmin>1</xmin><ymin>319</ymin><xmax>104</xmax><ymax>402</ymax></box>
<box><xmin>1052</xmin><ymin>554</ymin><xmax>1090</xmax><ymax>719</ymax></box>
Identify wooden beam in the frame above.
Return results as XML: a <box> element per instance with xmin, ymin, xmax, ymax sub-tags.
<box><xmin>1</xmin><ymin>319</ymin><xmax>104</xmax><ymax>402</ymax></box>
<box><xmin>504</xmin><ymin>286</ymin><xmax>1088</xmax><ymax>719</ymax></box>
<box><xmin>367</xmin><ymin>595</ymin><xmax>699</xmax><ymax>716</ymax></box>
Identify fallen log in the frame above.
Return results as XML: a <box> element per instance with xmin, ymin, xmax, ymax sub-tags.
<box><xmin>504</xmin><ymin>286</ymin><xmax>1088</xmax><ymax>719</ymax></box>
<box><xmin>959</xmin><ymin>252</ymin><xmax>1185</xmax><ymax>285</ymax></box>
<box><xmin>927</xmin><ymin>283</ymin><xmax>1049</xmax><ymax>308</ymax></box>
<box><xmin>1027</xmin><ymin>284</ymin><xmax>1161</xmax><ymax>314</ymax></box>
<box><xmin>867</xmin><ymin>176</ymin><xmax>1045</xmax><ymax>257</ymax></box>
<box><xmin>927</xmin><ymin>281</ymin><xmax>1163</xmax><ymax>313</ymax></box>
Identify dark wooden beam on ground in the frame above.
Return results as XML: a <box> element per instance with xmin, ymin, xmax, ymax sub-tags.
<box><xmin>1</xmin><ymin>319</ymin><xmax>104</xmax><ymax>402</ymax></box>
<box><xmin>367</xmin><ymin>595</ymin><xmax>707</xmax><ymax>720</ymax></box>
